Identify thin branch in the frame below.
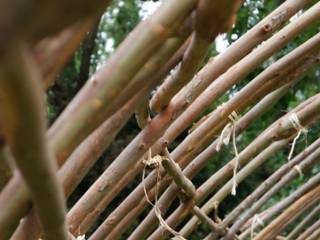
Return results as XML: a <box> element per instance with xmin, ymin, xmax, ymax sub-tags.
<box><xmin>223</xmin><ymin>137</ymin><xmax>320</xmax><ymax>230</ymax></box>
<box><xmin>231</xmin><ymin>170</ymin><xmax>320</xmax><ymax>239</ymax></box>
<box><xmin>92</xmin><ymin>0</ymin><xmax>311</xmax><ymax>226</ymax></box>
<box><xmin>162</xmin><ymin>148</ymin><xmax>196</xmax><ymax>198</ymax></box>
<box><xmin>98</xmin><ymin>75</ymin><xmax>300</xmax><ymax>240</ymax></box>
<box><xmin>48</xmin><ymin>0</ymin><xmax>195</xmax><ymax>167</ymax></box>
<box><xmin>11</xmin><ymin>33</ymin><xmax>189</xmax><ymax>239</ymax></box>
<box><xmin>0</xmin><ymin>44</ymin><xmax>68</xmax><ymax>240</ymax></box>
<box><xmin>83</xmin><ymin>18</ymin><xmax>320</xmax><ymax>240</ymax></box>
<box><xmin>191</xmin><ymin>206</ymin><xmax>224</xmax><ymax>235</ymax></box>
<box><xmin>240</xmin><ymin>158</ymin><xmax>318</xmax><ymax>238</ymax></box>
<box><xmin>287</xmin><ymin>204</ymin><xmax>320</xmax><ymax>239</ymax></box>
<box><xmin>225</xmin><ymin>142</ymin><xmax>320</xmax><ymax>239</ymax></box>
<box><xmin>149</xmin><ymin>0</ymin><xmax>242</xmax><ymax>112</ymax></box>
<box><xmin>254</xmin><ymin>185</ymin><xmax>320</xmax><ymax>240</ymax></box>
<box><xmin>117</xmin><ymin>82</ymin><xmax>295</xmax><ymax>240</ymax></box>
<box><xmin>298</xmin><ymin>218</ymin><xmax>320</xmax><ymax>240</ymax></box>
<box><xmin>153</xmin><ymin>1</ymin><xmax>320</xmax><ymax>154</ymax></box>
<box><xmin>147</xmin><ymin>93</ymin><xmax>320</xmax><ymax>240</ymax></box>
<box><xmin>181</xmin><ymin>139</ymin><xmax>289</xmax><ymax>239</ymax></box>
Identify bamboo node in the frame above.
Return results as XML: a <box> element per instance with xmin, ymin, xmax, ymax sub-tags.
<box><xmin>288</xmin><ymin>113</ymin><xmax>308</xmax><ymax>160</ymax></box>
<box><xmin>262</xmin><ymin>23</ymin><xmax>272</xmax><ymax>33</ymax></box>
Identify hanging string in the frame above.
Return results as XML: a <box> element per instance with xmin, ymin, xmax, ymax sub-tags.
<box><xmin>250</xmin><ymin>214</ymin><xmax>264</xmax><ymax>240</ymax></box>
<box><xmin>294</xmin><ymin>165</ymin><xmax>304</xmax><ymax>178</ymax></box>
<box><xmin>288</xmin><ymin>113</ymin><xmax>308</xmax><ymax>160</ymax></box>
<box><xmin>230</xmin><ymin>111</ymin><xmax>240</xmax><ymax>195</ymax></box>
<box><xmin>216</xmin><ymin>104</ymin><xmax>231</xmax><ymax>151</ymax></box>
<box><xmin>216</xmin><ymin>122</ymin><xmax>232</xmax><ymax>152</ymax></box>
<box><xmin>142</xmin><ymin>149</ymin><xmax>186</xmax><ymax>240</ymax></box>
<box><xmin>216</xmin><ymin>111</ymin><xmax>240</xmax><ymax>195</ymax></box>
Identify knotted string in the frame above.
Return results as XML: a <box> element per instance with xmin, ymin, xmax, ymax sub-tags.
<box><xmin>288</xmin><ymin>113</ymin><xmax>307</xmax><ymax>160</ymax></box>
<box><xmin>142</xmin><ymin>149</ymin><xmax>186</xmax><ymax>240</ymax></box>
<box><xmin>76</xmin><ymin>235</ymin><xmax>86</xmax><ymax>240</ymax></box>
<box><xmin>216</xmin><ymin>111</ymin><xmax>240</xmax><ymax>195</ymax></box>
<box><xmin>294</xmin><ymin>165</ymin><xmax>304</xmax><ymax>178</ymax></box>
<box><xmin>250</xmin><ymin>214</ymin><xmax>264</xmax><ymax>240</ymax></box>
<box><xmin>229</xmin><ymin>111</ymin><xmax>240</xmax><ymax>195</ymax></box>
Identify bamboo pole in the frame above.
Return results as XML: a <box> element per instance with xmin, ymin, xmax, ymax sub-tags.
<box><xmin>85</xmin><ymin>1</ymin><xmax>316</xmax><ymax>231</ymax></box>
<box><xmin>120</xmin><ymin>84</ymin><xmax>294</xmax><ymax>240</ymax></box>
<box><xmin>10</xmin><ymin>33</ymin><xmax>189</xmax><ymax>239</ymax></box>
<box><xmin>220</xmin><ymin>137</ymin><xmax>320</xmax><ymax>237</ymax></box>
<box><xmin>88</xmin><ymin>0</ymin><xmax>312</xmax><ymax>222</ymax></box>
<box><xmin>298</xmin><ymin>218</ymin><xmax>320</xmax><ymax>240</ymax></box>
<box><xmin>152</xmin><ymin>1</ymin><xmax>320</xmax><ymax>156</ymax></box>
<box><xmin>149</xmin><ymin>0</ymin><xmax>242</xmax><ymax>112</ymax></box>
<box><xmin>92</xmin><ymin>54</ymin><xmax>313</xmax><ymax>240</ymax></box>
<box><xmin>105</xmin><ymin>36</ymin><xmax>320</xmax><ymax>240</ymax></box>
<box><xmin>287</xmin><ymin>204</ymin><xmax>320</xmax><ymax>239</ymax></box>
<box><xmin>240</xmin><ymin>174</ymin><xmax>320</xmax><ymax>238</ymax></box>
<box><xmin>223</xmin><ymin>171</ymin><xmax>320</xmax><ymax>239</ymax></box>
<box><xmin>254</xmin><ymin>185</ymin><xmax>320</xmax><ymax>240</ymax></box>
<box><xmin>0</xmin><ymin>44</ymin><xmax>68</xmax><ymax>240</ymax></box>
<box><xmin>147</xmin><ymin>93</ymin><xmax>320</xmax><ymax>239</ymax></box>
<box><xmin>225</xmin><ymin>144</ymin><xmax>320</xmax><ymax>239</ymax></box>
<box><xmin>179</xmin><ymin>139</ymin><xmax>289</xmax><ymax>239</ymax></box>
<box><xmin>97</xmin><ymin>80</ymin><xmax>300</xmax><ymax>240</ymax></box>
<box><xmin>73</xmin><ymin>19</ymin><xmax>320</xmax><ymax>239</ymax></box>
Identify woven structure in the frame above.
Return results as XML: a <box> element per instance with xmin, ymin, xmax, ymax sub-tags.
<box><xmin>0</xmin><ymin>0</ymin><xmax>319</xmax><ymax>240</ymax></box>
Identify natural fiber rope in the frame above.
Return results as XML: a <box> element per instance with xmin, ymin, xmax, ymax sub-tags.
<box><xmin>288</xmin><ymin>113</ymin><xmax>308</xmax><ymax>160</ymax></box>
<box><xmin>142</xmin><ymin>149</ymin><xmax>186</xmax><ymax>240</ymax></box>
<box><xmin>250</xmin><ymin>214</ymin><xmax>264</xmax><ymax>240</ymax></box>
<box><xmin>229</xmin><ymin>111</ymin><xmax>240</xmax><ymax>195</ymax></box>
<box><xmin>76</xmin><ymin>235</ymin><xmax>85</xmax><ymax>240</ymax></box>
<box><xmin>294</xmin><ymin>165</ymin><xmax>303</xmax><ymax>178</ymax></box>
<box><xmin>216</xmin><ymin>111</ymin><xmax>240</xmax><ymax>195</ymax></box>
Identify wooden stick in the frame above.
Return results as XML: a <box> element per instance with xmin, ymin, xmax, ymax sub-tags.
<box><xmin>287</xmin><ymin>204</ymin><xmax>320</xmax><ymax>239</ymax></box>
<box><xmin>254</xmin><ymin>185</ymin><xmax>320</xmax><ymax>240</ymax></box>
<box><xmin>0</xmin><ymin>43</ymin><xmax>68</xmax><ymax>240</ymax></box>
